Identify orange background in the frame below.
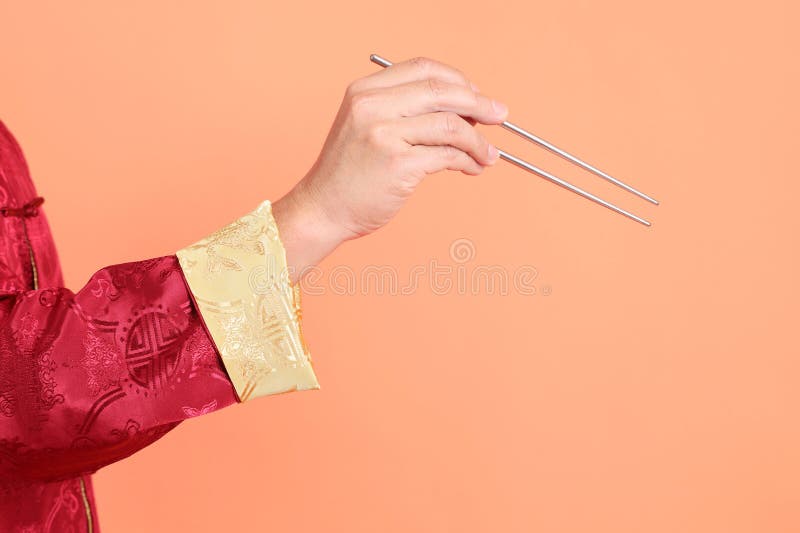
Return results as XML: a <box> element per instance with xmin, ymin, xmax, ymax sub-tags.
<box><xmin>1</xmin><ymin>1</ymin><xmax>798</xmax><ymax>532</ymax></box>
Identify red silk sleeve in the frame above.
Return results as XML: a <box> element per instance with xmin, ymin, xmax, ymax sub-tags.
<box><xmin>0</xmin><ymin>118</ymin><xmax>319</xmax><ymax>530</ymax></box>
<box><xmin>0</xmin><ymin>254</ymin><xmax>239</xmax><ymax>485</ymax></box>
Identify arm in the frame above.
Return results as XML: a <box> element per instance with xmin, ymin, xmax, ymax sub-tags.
<box><xmin>0</xmin><ymin>200</ymin><xmax>317</xmax><ymax>484</ymax></box>
<box><xmin>0</xmin><ymin>54</ymin><xmax>509</xmax><ymax>487</ymax></box>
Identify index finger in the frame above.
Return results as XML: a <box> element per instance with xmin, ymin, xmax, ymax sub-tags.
<box><xmin>351</xmin><ymin>56</ymin><xmax>479</xmax><ymax>93</ymax></box>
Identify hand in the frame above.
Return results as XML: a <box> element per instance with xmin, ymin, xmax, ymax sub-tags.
<box><xmin>272</xmin><ymin>56</ymin><xmax>510</xmax><ymax>282</ymax></box>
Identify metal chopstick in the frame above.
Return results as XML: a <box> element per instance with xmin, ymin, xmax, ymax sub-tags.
<box><xmin>368</xmin><ymin>53</ymin><xmax>657</xmax><ymax>227</ymax></box>
<box><xmin>497</xmin><ymin>149</ymin><xmax>650</xmax><ymax>226</ymax></box>
<box><xmin>500</xmin><ymin>121</ymin><xmax>658</xmax><ymax>205</ymax></box>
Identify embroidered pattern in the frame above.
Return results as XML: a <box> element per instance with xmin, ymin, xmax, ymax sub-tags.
<box><xmin>81</xmin><ymin>331</ymin><xmax>126</xmax><ymax>396</ymax></box>
<box><xmin>0</xmin><ymin>312</ymin><xmax>65</xmax><ymax>428</ymax></box>
<box><xmin>181</xmin><ymin>399</ymin><xmax>218</xmax><ymax>418</ymax></box>
<box><xmin>123</xmin><ymin>310</ymin><xmax>183</xmax><ymax>390</ymax></box>
<box><xmin>175</xmin><ymin>200</ymin><xmax>319</xmax><ymax>402</ymax></box>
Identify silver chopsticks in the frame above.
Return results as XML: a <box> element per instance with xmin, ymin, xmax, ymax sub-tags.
<box><xmin>369</xmin><ymin>53</ymin><xmax>658</xmax><ymax>227</ymax></box>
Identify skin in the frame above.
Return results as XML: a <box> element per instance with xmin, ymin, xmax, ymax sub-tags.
<box><xmin>271</xmin><ymin>56</ymin><xmax>510</xmax><ymax>283</ymax></box>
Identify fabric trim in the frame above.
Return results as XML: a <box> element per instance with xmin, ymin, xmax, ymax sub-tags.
<box><xmin>175</xmin><ymin>199</ymin><xmax>319</xmax><ymax>402</ymax></box>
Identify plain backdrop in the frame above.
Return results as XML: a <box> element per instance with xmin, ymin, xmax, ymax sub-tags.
<box><xmin>1</xmin><ymin>1</ymin><xmax>798</xmax><ymax>532</ymax></box>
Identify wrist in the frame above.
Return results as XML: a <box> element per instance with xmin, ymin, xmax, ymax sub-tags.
<box><xmin>271</xmin><ymin>181</ymin><xmax>348</xmax><ymax>284</ymax></box>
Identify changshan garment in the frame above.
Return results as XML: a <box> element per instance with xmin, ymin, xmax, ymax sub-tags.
<box><xmin>0</xmin><ymin>119</ymin><xmax>319</xmax><ymax>532</ymax></box>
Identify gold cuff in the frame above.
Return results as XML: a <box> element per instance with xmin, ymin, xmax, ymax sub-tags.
<box><xmin>176</xmin><ymin>199</ymin><xmax>319</xmax><ymax>402</ymax></box>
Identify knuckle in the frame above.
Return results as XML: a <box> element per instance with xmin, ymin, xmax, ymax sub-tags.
<box><xmin>452</xmin><ymin>68</ymin><xmax>469</xmax><ymax>88</ymax></box>
<box><xmin>365</xmin><ymin>121</ymin><xmax>390</xmax><ymax>144</ymax></box>
<box><xmin>345</xmin><ymin>79</ymin><xmax>364</xmax><ymax>98</ymax></box>
<box><xmin>348</xmin><ymin>90</ymin><xmax>376</xmax><ymax>115</ymax></box>
<box><xmin>410</xmin><ymin>56</ymin><xmax>433</xmax><ymax>72</ymax></box>
<box><xmin>426</xmin><ymin>77</ymin><xmax>446</xmax><ymax>99</ymax></box>
<box><xmin>349</xmin><ymin>90</ymin><xmax>367</xmax><ymax>109</ymax></box>
<box><xmin>443</xmin><ymin>144</ymin><xmax>461</xmax><ymax>161</ymax></box>
<box><xmin>441</xmin><ymin>112</ymin><xmax>460</xmax><ymax>138</ymax></box>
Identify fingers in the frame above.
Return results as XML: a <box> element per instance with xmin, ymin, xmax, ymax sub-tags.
<box><xmin>354</xmin><ymin>79</ymin><xmax>508</xmax><ymax>125</ymax></box>
<box><xmin>350</xmin><ymin>56</ymin><xmax>478</xmax><ymax>93</ymax></box>
<box><xmin>393</xmin><ymin>112</ymin><xmax>498</xmax><ymax>166</ymax></box>
<box><xmin>406</xmin><ymin>144</ymin><xmax>486</xmax><ymax>177</ymax></box>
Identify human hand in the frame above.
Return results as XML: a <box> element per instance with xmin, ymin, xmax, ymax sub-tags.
<box><xmin>272</xmin><ymin>56</ymin><xmax>510</xmax><ymax>282</ymax></box>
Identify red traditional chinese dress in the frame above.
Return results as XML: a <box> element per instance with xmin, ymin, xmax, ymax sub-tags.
<box><xmin>0</xmin><ymin>119</ymin><xmax>319</xmax><ymax>532</ymax></box>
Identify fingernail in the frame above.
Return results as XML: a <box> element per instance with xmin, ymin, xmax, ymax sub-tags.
<box><xmin>487</xmin><ymin>144</ymin><xmax>499</xmax><ymax>163</ymax></box>
<box><xmin>492</xmin><ymin>100</ymin><xmax>508</xmax><ymax>117</ymax></box>
<box><xmin>469</xmin><ymin>81</ymin><xmax>480</xmax><ymax>92</ymax></box>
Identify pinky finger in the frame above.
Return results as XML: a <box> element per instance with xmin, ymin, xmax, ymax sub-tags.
<box><xmin>407</xmin><ymin>144</ymin><xmax>485</xmax><ymax>177</ymax></box>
